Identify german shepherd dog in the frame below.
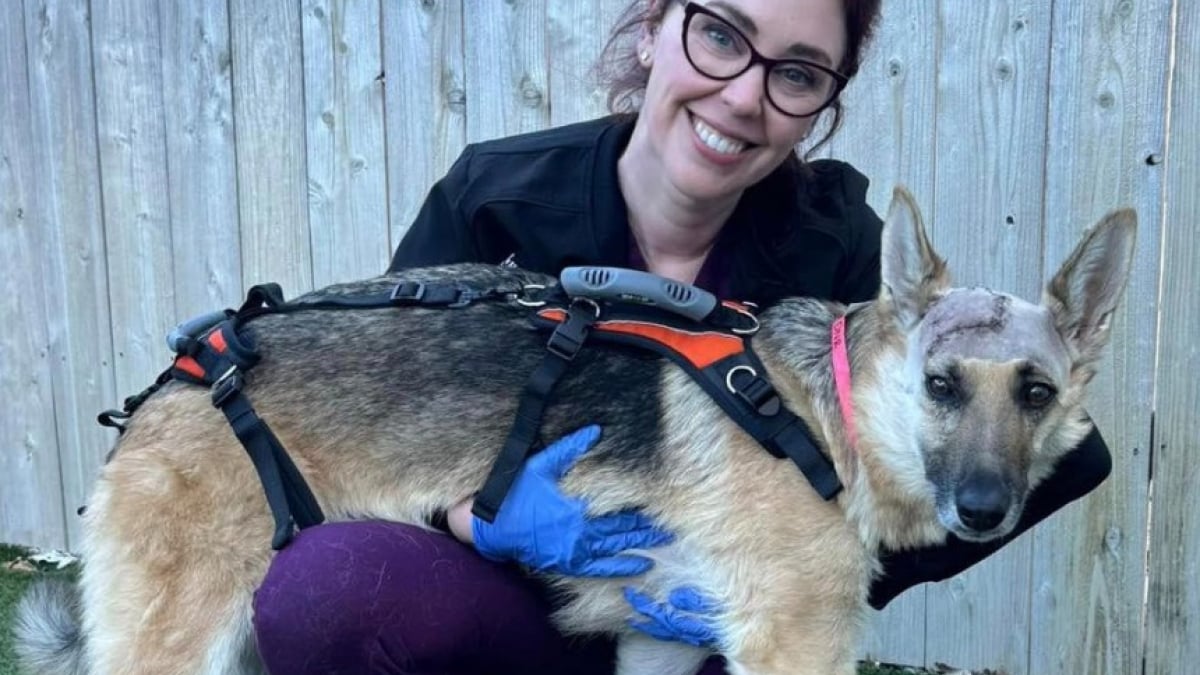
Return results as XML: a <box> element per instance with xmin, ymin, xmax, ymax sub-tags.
<box><xmin>15</xmin><ymin>189</ymin><xmax>1135</xmax><ymax>675</ymax></box>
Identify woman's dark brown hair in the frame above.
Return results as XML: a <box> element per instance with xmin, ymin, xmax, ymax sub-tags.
<box><xmin>595</xmin><ymin>0</ymin><xmax>883</xmax><ymax>156</ymax></box>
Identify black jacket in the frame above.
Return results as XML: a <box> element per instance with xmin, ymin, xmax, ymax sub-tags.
<box><xmin>389</xmin><ymin>116</ymin><xmax>881</xmax><ymax>308</ymax></box>
<box><xmin>390</xmin><ymin>115</ymin><xmax>1112</xmax><ymax>610</ymax></box>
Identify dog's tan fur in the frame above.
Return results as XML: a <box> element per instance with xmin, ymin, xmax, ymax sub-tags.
<box><xmin>15</xmin><ymin>189</ymin><xmax>1136</xmax><ymax>675</ymax></box>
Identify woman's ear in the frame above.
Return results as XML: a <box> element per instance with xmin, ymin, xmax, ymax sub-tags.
<box><xmin>638</xmin><ymin>1</ymin><xmax>664</xmax><ymax>67</ymax></box>
<box><xmin>637</xmin><ymin>29</ymin><xmax>656</xmax><ymax>67</ymax></box>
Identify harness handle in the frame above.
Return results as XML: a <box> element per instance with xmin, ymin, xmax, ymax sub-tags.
<box><xmin>561</xmin><ymin>266</ymin><xmax>717</xmax><ymax>322</ymax></box>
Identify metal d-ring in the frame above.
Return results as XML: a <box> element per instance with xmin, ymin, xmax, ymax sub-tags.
<box><xmin>571</xmin><ymin>297</ymin><xmax>602</xmax><ymax>318</ymax></box>
<box><xmin>515</xmin><ymin>284</ymin><xmax>547</xmax><ymax>307</ymax></box>
<box><xmin>731</xmin><ymin>306</ymin><xmax>760</xmax><ymax>335</ymax></box>
<box><xmin>725</xmin><ymin>364</ymin><xmax>757</xmax><ymax>393</ymax></box>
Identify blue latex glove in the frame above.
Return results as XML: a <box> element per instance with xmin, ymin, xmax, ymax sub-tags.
<box><xmin>625</xmin><ymin>586</ymin><xmax>721</xmax><ymax>648</ymax></box>
<box><xmin>472</xmin><ymin>425</ymin><xmax>674</xmax><ymax>577</ymax></box>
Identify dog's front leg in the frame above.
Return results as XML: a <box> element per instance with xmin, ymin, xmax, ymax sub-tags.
<box><xmin>615</xmin><ymin>633</ymin><xmax>711</xmax><ymax>675</ymax></box>
<box><xmin>720</xmin><ymin>604</ymin><xmax>860</xmax><ymax>675</ymax></box>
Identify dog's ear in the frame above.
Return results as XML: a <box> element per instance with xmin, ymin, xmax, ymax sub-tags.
<box><xmin>879</xmin><ymin>187</ymin><xmax>949</xmax><ymax>330</ymax></box>
<box><xmin>1043</xmin><ymin>209</ymin><xmax>1137</xmax><ymax>370</ymax></box>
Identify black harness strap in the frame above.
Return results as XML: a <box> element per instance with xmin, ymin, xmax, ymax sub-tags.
<box><xmin>211</xmin><ymin>367</ymin><xmax>325</xmax><ymax>549</ymax></box>
<box><xmin>472</xmin><ymin>299</ymin><xmax>599</xmax><ymax>522</ymax></box>
<box><xmin>702</xmin><ymin>351</ymin><xmax>842</xmax><ymax>500</ymax></box>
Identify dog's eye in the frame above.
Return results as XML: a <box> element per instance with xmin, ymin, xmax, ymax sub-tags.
<box><xmin>1023</xmin><ymin>383</ymin><xmax>1057</xmax><ymax>408</ymax></box>
<box><xmin>925</xmin><ymin>375</ymin><xmax>956</xmax><ymax>402</ymax></box>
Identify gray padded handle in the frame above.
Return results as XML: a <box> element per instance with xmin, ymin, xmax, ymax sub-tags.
<box><xmin>560</xmin><ymin>266</ymin><xmax>717</xmax><ymax>321</ymax></box>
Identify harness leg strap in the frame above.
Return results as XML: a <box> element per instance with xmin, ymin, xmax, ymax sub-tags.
<box><xmin>215</xmin><ymin>374</ymin><xmax>326</xmax><ymax>549</ymax></box>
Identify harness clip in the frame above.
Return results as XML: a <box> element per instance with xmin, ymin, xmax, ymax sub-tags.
<box><xmin>545</xmin><ymin>299</ymin><xmax>601</xmax><ymax>361</ymax></box>
<box><xmin>211</xmin><ymin>366</ymin><xmax>244</xmax><ymax>408</ymax></box>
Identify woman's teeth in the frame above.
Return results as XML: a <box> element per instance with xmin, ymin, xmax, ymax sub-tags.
<box><xmin>693</xmin><ymin>118</ymin><xmax>747</xmax><ymax>155</ymax></box>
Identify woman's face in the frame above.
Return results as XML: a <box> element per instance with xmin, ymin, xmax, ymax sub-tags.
<box><xmin>634</xmin><ymin>0</ymin><xmax>847</xmax><ymax>201</ymax></box>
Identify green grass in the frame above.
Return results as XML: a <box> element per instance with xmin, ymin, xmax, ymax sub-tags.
<box><xmin>0</xmin><ymin>544</ymin><xmax>943</xmax><ymax>674</ymax></box>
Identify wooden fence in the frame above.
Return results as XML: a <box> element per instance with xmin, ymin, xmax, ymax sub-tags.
<box><xmin>1</xmin><ymin>1</ymin><xmax>1195</xmax><ymax>673</ymax></box>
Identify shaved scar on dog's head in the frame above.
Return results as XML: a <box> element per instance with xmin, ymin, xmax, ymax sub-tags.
<box><xmin>919</xmin><ymin>288</ymin><xmax>1071</xmax><ymax>384</ymax></box>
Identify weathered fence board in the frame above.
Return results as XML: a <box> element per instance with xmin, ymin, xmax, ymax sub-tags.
<box><xmin>229</xmin><ymin>0</ymin><xmax>312</xmax><ymax>293</ymax></box>
<box><xmin>159</xmin><ymin>0</ymin><xmax>242</xmax><ymax>319</ymax></box>
<box><xmin>464</xmin><ymin>1</ymin><xmax>551</xmax><ymax>143</ymax></box>
<box><xmin>303</xmin><ymin>0</ymin><xmax>390</xmax><ymax>287</ymax></box>
<box><xmin>13</xmin><ymin>0</ymin><xmax>118</xmax><ymax>550</ymax></box>
<box><xmin>91</xmin><ymin>0</ymin><xmax>177</xmax><ymax>412</ymax></box>
<box><xmin>1</xmin><ymin>0</ymin><xmax>66</xmax><ymax>549</ymax></box>
<box><xmin>545</xmin><ymin>3</ymin><xmax>625</xmax><ymax>126</ymax></box>
<box><xmin>1029</xmin><ymin>1</ymin><xmax>1170</xmax><ymax>673</ymax></box>
<box><xmin>1144</xmin><ymin>1</ymin><xmax>1200</xmax><ymax>673</ymax></box>
<box><xmin>382</xmin><ymin>0</ymin><xmax>466</xmax><ymax>250</ymax></box>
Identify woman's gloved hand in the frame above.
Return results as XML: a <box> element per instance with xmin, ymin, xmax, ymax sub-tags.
<box><xmin>624</xmin><ymin>586</ymin><xmax>722</xmax><ymax>648</ymax></box>
<box><xmin>471</xmin><ymin>425</ymin><xmax>674</xmax><ymax>577</ymax></box>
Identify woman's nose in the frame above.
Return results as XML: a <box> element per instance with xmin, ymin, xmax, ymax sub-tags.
<box><xmin>719</xmin><ymin>64</ymin><xmax>767</xmax><ymax>116</ymax></box>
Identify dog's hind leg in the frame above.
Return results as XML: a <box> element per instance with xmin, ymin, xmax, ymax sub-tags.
<box><xmin>79</xmin><ymin>397</ymin><xmax>276</xmax><ymax>674</ymax></box>
<box><xmin>615</xmin><ymin>634</ymin><xmax>711</xmax><ymax>675</ymax></box>
<box><xmin>79</xmin><ymin>484</ymin><xmax>273</xmax><ymax>674</ymax></box>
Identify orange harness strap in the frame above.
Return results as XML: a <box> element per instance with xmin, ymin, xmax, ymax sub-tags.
<box><xmin>537</xmin><ymin>307</ymin><xmax>745</xmax><ymax>369</ymax></box>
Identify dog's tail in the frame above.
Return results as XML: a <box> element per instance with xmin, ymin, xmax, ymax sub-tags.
<box><xmin>13</xmin><ymin>578</ymin><xmax>88</xmax><ymax>675</ymax></box>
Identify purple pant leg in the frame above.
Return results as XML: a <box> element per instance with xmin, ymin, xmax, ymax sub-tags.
<box><xmin>252</xmin><ymin>520</ymin><xmax>728</xmax><ymax>675</ymax></box>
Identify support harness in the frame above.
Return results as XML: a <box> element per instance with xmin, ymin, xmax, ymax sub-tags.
<box><xmin>99</xmin><ymin>269</ymin><xmax>842</xmax><ymax>549</ymax></box>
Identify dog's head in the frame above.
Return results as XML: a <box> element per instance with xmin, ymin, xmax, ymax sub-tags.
<box><xmin>875</xmin><ymin>188</ymin><xmax>1136</xmax><ymax>542</ymax></box>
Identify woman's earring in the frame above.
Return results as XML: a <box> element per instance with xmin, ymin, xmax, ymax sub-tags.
<box><xmin>640</xmin><ymin>50</ymin><xmax>650</xmax><ymax>63</ymax></box>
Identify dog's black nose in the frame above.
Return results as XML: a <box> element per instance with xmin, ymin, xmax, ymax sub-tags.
<box><xmin>955</xmin><ymin>475</ymin><xmax>1010</xmax><ymax>532</ymax></box>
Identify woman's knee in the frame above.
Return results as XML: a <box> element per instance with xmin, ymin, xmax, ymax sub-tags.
<box><xmin>253</xmin><ymin>521</ymin><xmax>487</xmax><ymax>671</ymax></box>
<box><xmin>252</xmin><ymin>520</ymin><xmax>562</xmax><ymax>673</ymax></box>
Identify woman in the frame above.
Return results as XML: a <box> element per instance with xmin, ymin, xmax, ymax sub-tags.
<box><xmin>253</xmin><ymin>1</ymin><xmax>1111</xmax><ymax>672</ymax></box>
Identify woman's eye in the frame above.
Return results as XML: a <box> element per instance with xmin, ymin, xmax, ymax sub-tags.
<box><xmin>701</xmin><ymin>23</ymin><xmax>742</xmax><ymax>53</ymax></box>
<box><xmin>925</xmin><ymin>375</ymin><xmax>955</xmax><ymax>402</ymax></box>
<box><xmin>1022</xmin><ymin>383</ymin><xmax>1057</xmax><ymax>408</ymax></box>
<box><xmin>776</xmin><ymin>65</ymin><xmax>817</xmax><ymax>89</ymax></box>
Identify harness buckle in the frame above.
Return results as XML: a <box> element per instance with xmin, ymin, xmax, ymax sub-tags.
<box><xmin>545</xmin><ymin>299</ymin><xmax>601</xmax><ymax>361</ymax></box>
<box><xmin>390</xmin><ymin>281</ymin><xmax>426</xmax><ymax>303</ymax></box>
<box><xmin>211</xmin><ymin>366</ymin><xmax>243</xmax><ymax>408</ymax></box>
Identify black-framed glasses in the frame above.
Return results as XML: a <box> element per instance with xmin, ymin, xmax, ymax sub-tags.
<box><xmin>679</xmin><ymin>1</ymin><xmax>848</xmax><ymax>118</ymax></box>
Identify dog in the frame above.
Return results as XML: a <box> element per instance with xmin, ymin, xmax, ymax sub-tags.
<box><xmin>14</xmin><ymin>188</ymin><xmax>1136</xmax><ymax>675</ymax></box>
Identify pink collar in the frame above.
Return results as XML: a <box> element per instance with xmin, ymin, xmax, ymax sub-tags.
<box><xmin>830</xmin><ymin>315</ymin><xmax>858</xmax><ymax>449</ymax></box>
